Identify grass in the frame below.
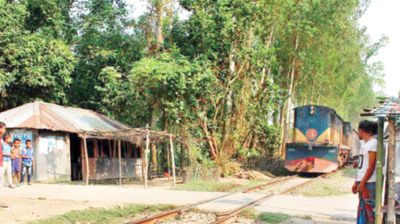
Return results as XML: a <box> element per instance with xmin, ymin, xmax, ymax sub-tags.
<box><xmin>295</xmin><ymin>167</ymin><xmax>356</xmax><ymax>197</ymax></box>
<box><xmin>257</xmin><ymin>212</ymin><xmax>292</xmax><ymax>224</ymax></box>
<box><xmin>30</xmin><ymin>204</ymin><xmax>174</xmax><ymax>224</ymax></box>
<box><xmin>240</xmin><ymin>209</ymin><xmax>304</xmax><ymax>224</ymax></box>
<box><xmin>174</xmin><ymin>179</ymin><xmax>265</xmax><ymax>192</ymax></box>
<box><xmin>174</xmin><ymin>180</ymin><xmax>239</xmax><ymax>192</ymax></box>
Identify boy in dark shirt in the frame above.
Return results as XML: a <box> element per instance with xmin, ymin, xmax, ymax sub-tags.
<box><xmin>21</xmin><ymin>139</ymin><xmax>34</xmax><ymax>185</ymax></box>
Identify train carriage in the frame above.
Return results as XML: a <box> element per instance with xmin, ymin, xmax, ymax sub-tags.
<box><xmin>285</xmin><ymin>105</ymin><xmax>355</xmax><ymax>173</ymax></box>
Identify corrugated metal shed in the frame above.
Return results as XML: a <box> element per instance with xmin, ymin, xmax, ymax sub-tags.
<box><xmin>0</xmin><ymin>101</ymin><xmax>130</xmax><ymax>133</ymax></box>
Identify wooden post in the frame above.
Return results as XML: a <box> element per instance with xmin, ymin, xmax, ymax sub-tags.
<box><xmin>180</xmin><ymin>142</ymin><xmax>184</xmax><ymax>171</ymax></box>
<box><xmin>113</xmin><ymin>140</ymin><xmax>117</xmax><ymax>158</ymax></box>
<box><xmin>375</xmin><ymin>117</ymin><xmax>385</xmax><ymax>224</ymax></box>
<box><xmin>169</xmin><ymin>136</ymin><xmax>176</xmax><ymax>187</ymax></box>
<box><xmin>144</xmin><ymin>124</ymin><xmax>150</xmax><ymax>188</ymax></box>
<box><xmin>166</xmin><ymin>142</ymin><xmax>171</xmax><ymax>177</ymax></box>
<box><xmin>118</xmin><ymin>140</ymin><xmax>122</xmax><ymax>185</ymax></box>
<box><xmin>140</xmin><ymin>146</ymin><xmax>145</xmax><ymax>181</ymax></box>
<box><xmin>387</xmin><ymin>116</ymin><xmax>396</xmax><ymax>224</ymax></box>
<box><xmin>83</xmin><ymin>137</ymin><xmax>89</xmax><ymax>186</ymax></box>
<box><xmin>94</xmin><ymin>139</ymin><xmax>99</xmax><ymax>158</ymax></box>
<box><xmin>151</xmin><ymin>143</ymin><xmax>158</xmax><ymax>173</ymax></box>
<box><xmin>108</xmin><ymin>140</ymin><xmax>112</xmax><ymax>158</ymax></box>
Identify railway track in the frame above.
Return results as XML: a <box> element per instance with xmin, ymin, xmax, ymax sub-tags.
<box><xmin>211</xmin><ymin>173</ymin><xmax>333</xmax><ymax>224</ymax></box>
<box><xmin>129</xmin><ymin>174</ymin><xmax>326</xmax><ymax>224</ymax></box>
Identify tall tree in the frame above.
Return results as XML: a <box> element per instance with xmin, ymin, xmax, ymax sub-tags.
<box><xmin>0</xmin><ymin>1</ymin><xmax>75</xmax><ymax>110</ymax></box>
<box><xmin>70</xmin><ymin>0</ymin><xmax>146</xmax><ymax>112</ymax></box>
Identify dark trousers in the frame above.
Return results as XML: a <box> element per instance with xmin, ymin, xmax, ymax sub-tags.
<box><xmin>21</xmin><ymin>165</ymin><xmax>32</xmax><ymax>184</ymax></box>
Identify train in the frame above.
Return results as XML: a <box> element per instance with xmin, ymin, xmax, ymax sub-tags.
<box><xmin>285</xmin><ymin>105</ymin><xmax>359</xmax><ymax>173</ymax></box>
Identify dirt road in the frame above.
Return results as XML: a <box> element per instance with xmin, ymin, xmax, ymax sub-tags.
<box><xmin>0</xmin><ymin>169</ymin><xmax>358</xmax><ymax>224</ymax></box>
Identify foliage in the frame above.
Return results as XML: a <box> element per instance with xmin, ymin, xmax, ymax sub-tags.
<box><xmin>0</xmin><ymin>1</ymin><xmax>74</xmax><ymax>109</ymax></box>
<box><xmin>69</xmin><ymin>0</ymin><xmax>146</xmax><ymax>112</ymax></box>
<box><xmin>0</xmin><ymin>0</ymin><xmax>386</xmax><ymax>172</ymax></box>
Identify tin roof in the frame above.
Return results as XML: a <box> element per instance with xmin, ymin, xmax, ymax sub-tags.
<box><xmin>371</xmin><ymin>97</ymin><xmax>400</xmax><ymax>118</ymax></box>
<box><xmin>0</xmin><ymin>101</ymin><xmax>130</xmax><ymax>133</ymax></box>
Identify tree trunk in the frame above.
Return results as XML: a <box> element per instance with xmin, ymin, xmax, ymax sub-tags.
<box><xmin>155</xmin><ymin>0</ymin><xmax>164</xmax><ymax>51</ymax></box>
<box><xmin>279</xmin><ymin>33</ymin><xmax>299</xmax><ymax>158</ymax></box>
<box><xmin>150</xmin><ymin>102</ymin><xmax>160</xmax><ymax>173</ymax></box>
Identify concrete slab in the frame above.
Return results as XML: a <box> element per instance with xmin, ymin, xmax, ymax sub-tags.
<box><xmin>196</xmin><ymin>192</ymin><xmax>266</xmax><ymax>213</ymax></box>
<box><xmin>255</xmin><ymin>194</ymin><xmax>358</xmax><ymax>223</ymax></box>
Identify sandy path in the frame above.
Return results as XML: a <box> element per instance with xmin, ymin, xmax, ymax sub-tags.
<box><xmin>255</xmin><ymin>194</ymin><xmax>357</xmax><ymax>223</ymax></box>
<box><xmin>0</xmin><ymin>168</ymin><xmax>359</xmax><ymax>224</ymax></box>
<box><xmin>0</xmin><ymin>184</ymin><xmax>224</xmax><ymax>223</ymax></box>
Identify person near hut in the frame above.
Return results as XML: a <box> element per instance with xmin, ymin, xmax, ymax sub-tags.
<box><xmin>11</xmin><ymin>138</ymin><xmax>22</xmax><ymax>185</ymax></box>
<box><xmin>2</xmin><ymin>134</ymin><xmax>14</xmax><ymax>188</ymax></box>
<box><xmin>21</xmin><ymin>139</ymin><xmax>34</xmax><ymax>185</ymax></box>
<box><xmin>352</xmin><ymin>120</ymin><xmax>378</xmax><ymax>224</ymax></box>
<box><xmin>0</xmin><ymin>121</ymin><xmax>8</xmax><ymax>208</ymax></box>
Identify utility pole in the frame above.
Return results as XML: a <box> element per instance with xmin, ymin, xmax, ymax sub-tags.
<box><xmin>375</xmin><ymin>117</ymin><xmax>384</xmax><ymax>224</ymax></box>
<box><xmin>387</xmin><ymin>116</ymin><xmax>396</xmax><ymax>224</ymax></box>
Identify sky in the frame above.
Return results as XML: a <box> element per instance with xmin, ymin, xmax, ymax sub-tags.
<box><xmin>360</xmin><ymin>0</ymin><xmax>399</xmax><ymax>97</ymax></box>
<box><xmin>128</xmin><ymin>0</ymin><xmax>399</xmax><ymax>97</ymax></box>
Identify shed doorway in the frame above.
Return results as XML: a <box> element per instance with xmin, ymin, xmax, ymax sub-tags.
<box><xmin>70</xmin><ymin>134</ymin><xmax>82</xmax><ymax>181</ymax></box>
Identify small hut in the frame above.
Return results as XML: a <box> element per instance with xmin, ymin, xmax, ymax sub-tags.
<box><xmin>0</xmin><ymin>101</ymin><xmax>176</xmax><ymax>185</ymax></box>
<box><xmin>362</xmin><ymin>96</ymin><xmax>400</xmax><ymax>223</ymax></box>
<box><xmin>386</xmin><ymin>122</ymin><xmax>400</xmax><ymax>181</ymax></box>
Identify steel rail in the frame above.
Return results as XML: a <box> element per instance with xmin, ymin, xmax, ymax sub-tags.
<box><xmin>129</xmin><ymin>175</ymin><xmax>296</xmax><ymax>224</ymax></box>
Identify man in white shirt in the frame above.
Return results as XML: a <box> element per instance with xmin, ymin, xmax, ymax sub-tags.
<box><xmin>352</xmin><ymin>120</ymin><xmax>377</xmax><ymax>224</ymax></box>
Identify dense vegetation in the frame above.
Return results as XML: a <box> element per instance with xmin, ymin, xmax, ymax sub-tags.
<box><xmin>0</xmin><ymin>0</ymin><xmax>385</xmax><ymax>171</ymax></box>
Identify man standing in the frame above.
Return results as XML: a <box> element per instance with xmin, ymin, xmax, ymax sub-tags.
<box><xmin>2</xmin><ymin>134</ymin><xmax>14</xmax><ymax>188</ymax></box>
<box><xmin>21</xmin><ymin>139</ymin><xmax>34</xmax><ymax>185</ymax></box>
<box><xmin>0</xmin><ymin>121</ymin><xmax>8</xmax><ymax>208</ymax></box>
<box><xmin>352</xmin><ymin>120</ymin><xmax>378</xmax><ymax>224</ymax></box>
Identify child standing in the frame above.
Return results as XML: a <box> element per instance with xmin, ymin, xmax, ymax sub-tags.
<box><xmin>11</xmin><ymin>138</ymin><xmax>22</xmax><ymax>185</ymax></box>
<box><xmin>2</xmin><ymin>134</ymin><xmax>14</xmax><ymax>188</ymax></box>
<box><xmin>21</xmin><ymin>139</ymin><xmax>34</xmax><ymax>185</ymax></box>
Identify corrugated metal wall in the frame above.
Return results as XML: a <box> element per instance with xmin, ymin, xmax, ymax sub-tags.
<box><xmin>36</xmin><ymin>131</ymin><xmax>71</xmax><ymax>182</ymax></box>
<box><xmin>9</xmin><ymin>129</ymin><xmax>71</xmax><ymax>182</ymax></box>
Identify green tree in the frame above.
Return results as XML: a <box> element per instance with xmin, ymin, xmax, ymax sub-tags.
<box><xmin>69</xmin><ymin>0</ymin><xmax>146</xmax><ymax>111</ymax></box>
<box><xmin>0</xmin><ymin>1</ymin><xmax>74</xmax><ymax>110</ymax></box>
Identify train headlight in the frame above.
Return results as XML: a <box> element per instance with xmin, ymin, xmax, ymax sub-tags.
<box><xmin>310</xmin><ymin>106</ymin><xmax>315</xmax><ymax>115</ymax></box>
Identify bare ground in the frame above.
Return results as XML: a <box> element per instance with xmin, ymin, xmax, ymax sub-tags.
<box><xmin>0</xmin><ymin>168</ymin><xmax>358</xmax><ymax>224</ymax></box>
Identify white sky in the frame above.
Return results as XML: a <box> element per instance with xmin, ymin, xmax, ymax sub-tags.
<box><xmin>360</xmin><ymin>0</ymin><xmax>400</xmax><ymax>97</ymax></box>
<box><xmin>126</xmin><ymin>0</ymin><xmax>146</xmax><ymax>17</ymax></box>
<box><xmin>127</xmin><ymin>0</ymin><xmax>399</xmax><ymax>97</ymax></box>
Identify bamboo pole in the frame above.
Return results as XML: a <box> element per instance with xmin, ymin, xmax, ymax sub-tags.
<box><xmin>83</xmin><ymin>137</ymin><xmax>89</xmax><ymax>186</ymax></box>
<box><xmin>140</xmin><ymin>146</ymin><xmax>145</xmax><ymax>181</ymax></box>
<box><xmin>166</xmin><ymin>142</ymin><xmax>171</xmax><ymax>180</ymax></box>
<box><xmin>144</xmin><ymin>124</ymin><xmax>150</xmax><ymax>188</ymax></box>
<box><xmin>169</xmin><ymin>136</ymin><xmax>176</xmax><ymax>187</ymax></box>
<box><xmin>375</xmin><ymin>117</ymin><xmax>384</xmax><ymax>224</ymax></box>
<box><xmin>180</xmin><ymin>142</ymin><xmax>184</xmax><ymax>171</ymax></box>
<box><xmin>387</xmin><ymin>116</ymin><xmax>396</xmax><ymax>224</ymax></box>
<box><xmin>151</xmin><ymin>143</ymin><xmax>158</xmax><ymax>174</ymax></box>
<box><xmin>118</xmin><ymin>140</ymin><xmax>122</xmax><ymax>185</ymax></box>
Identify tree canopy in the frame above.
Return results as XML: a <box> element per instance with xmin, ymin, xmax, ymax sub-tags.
<box><xmin>0</xmin><ymin>0</ymin><xmax>385</xmax><ymax>170</ymax></box>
